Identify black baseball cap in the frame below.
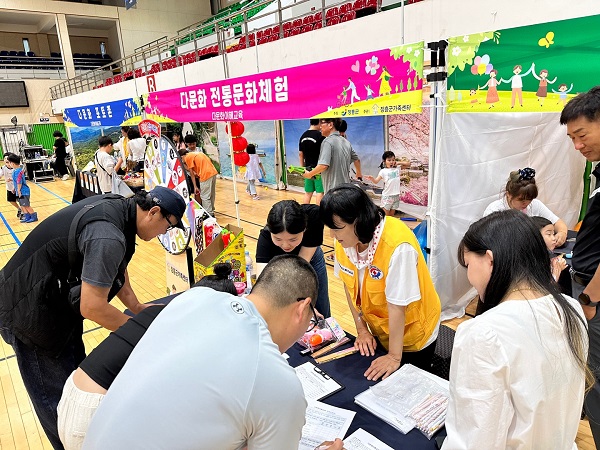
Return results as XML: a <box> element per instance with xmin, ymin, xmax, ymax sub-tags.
<box><xmin>148</xmin><ymin>186</ymin><xmax>186</xmax><ymax>229</ymax></box>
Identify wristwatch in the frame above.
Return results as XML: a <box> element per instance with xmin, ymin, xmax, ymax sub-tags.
<box><xmin>579</xmin><ymin>292</ymin><xmax>600</xmax><ymax>307</ymax></box>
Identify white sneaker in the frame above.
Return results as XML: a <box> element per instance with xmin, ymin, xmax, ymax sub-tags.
<box><xmin>62</xmin><ymin>174</ymin><xmax>70</xmax><ymax>181</ymax></box>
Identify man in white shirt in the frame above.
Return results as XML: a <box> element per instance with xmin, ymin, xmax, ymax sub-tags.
<box><xmin>95</xmin><ymin>136</ymin><xmax>116</xmax><ymax>194</ymax></box>
<box><xmin>83</xmin><ymin>255</ymin><xmax>329</xmax><ymax>450</ymax></box>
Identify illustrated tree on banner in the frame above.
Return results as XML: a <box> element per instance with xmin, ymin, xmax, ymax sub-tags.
<box><xmin>317</xmin><ymin>42</ymin><xmax>425</xmax><ymax>118</ymax></box>
<box><xmin>447</xmin><ymin>15</ymin><xmax>600</xmax><ymax>113</ymax></box>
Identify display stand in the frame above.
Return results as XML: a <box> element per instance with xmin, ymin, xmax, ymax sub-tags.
<box><xmin>30</xmin><ymin>160</ymin><xmax>55</xmax><ymax>182</ymax></box>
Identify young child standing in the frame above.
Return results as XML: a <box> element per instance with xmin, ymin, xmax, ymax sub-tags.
<box><xmin>244</xmin><ymin>144</ymin><xmax>266</xmax><ymax>201</ymax></box>
<box><xmin>2</xmin><ymin>153</ymin><xmax>21</xmax><ymax>218</ymax></box>
<box><xmin>7</xmin><ymin>154</ymin><xmax>37</xmax><ymax>223</ymax></box>
<box><xmin>365</xmin><ymin>151</ymin><xmax>401</xmax><ymax>216</ymax></box>
<box><xmin>532</xmin><ymin>216</ymin><xmax>567</xmax><ymax>282</ymax></box>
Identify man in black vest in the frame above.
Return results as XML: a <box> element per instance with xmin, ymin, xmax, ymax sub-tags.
<box><xmin>0</xmin><ymin>186</ymin><xmax>185</xmax><ymax>449</ymax></box>
<box><xmin>560</xmin><ymin>86</ymin><xmax>600</xmax><ymax>448</ymax></box>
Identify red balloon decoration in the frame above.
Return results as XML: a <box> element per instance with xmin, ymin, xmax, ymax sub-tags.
<box><xmin>232</xmin><ymin>136</ymin><xmax>248</xmax><ymax>152</ymax></box>
<box><xmin>225</xmin><ymin>121</ymin><xmax>245</xmax><ymax>137</ymax></box>
<box><xmin>233</xmin><ymin>152</ymin><xmax>250</xmax><ymax>167</ymax></box>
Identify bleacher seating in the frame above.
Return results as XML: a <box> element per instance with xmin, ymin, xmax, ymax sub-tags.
<box><xmin>81</xmin><ymin>0</ymin><xmax>426</xmax><ymax>91</ymax></box>
<box><xmin>0</xmin><ymin>50</ymin><xmax>112</xmax><ymax>71</ymax></box>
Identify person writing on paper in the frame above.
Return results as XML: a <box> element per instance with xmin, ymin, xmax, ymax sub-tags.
<box><xmin>82</xmin><ymin>255</ymin><xmax>324</xmax><ymax>449</ymax></box>
<box><xmin>444</xmin><ymin>210</ymin><xmax>590</xmax><ymax>449</ymax></box>
<box><xmin>483</xmin><ymin>167</ymin><xmax>568</xmax><ymax>246</ymax></box>
<box><xmin>320</xmin><ymin>184</ymin><xmax>441</xmax><ymax>381</ymax></box>
<box><xmin>57</xmin><ymin>263</ymin><xmax>237</xmax><ymax>450</ymax></box>
<box><xmin>255</xmin><ymin>200</ymin><xmax>331</xmax><ymax>317</ymax></box>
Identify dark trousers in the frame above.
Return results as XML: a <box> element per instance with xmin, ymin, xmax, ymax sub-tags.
<box><xmin>311</xmin><ymin>247</ymin><xmax>331</xmax><ymax>318</ymax></box>
<box><xmin>50</xmin><ymin>157</ymin><xmax>68</xmax><ymax>176</ymax></box>
<box><xmin>0</xmin><ymin>326</ymin><xmax>86</xmax><ymax>450</ymax></box>
<box><xmin>572</xmin><ymin>279</ymin><xmax>600</xmax><ymax>448</ymax></box>
<box><xmin>401</xmin><ymin>339</ymin><xmax>438</xmax><ymax>372</ymax></box>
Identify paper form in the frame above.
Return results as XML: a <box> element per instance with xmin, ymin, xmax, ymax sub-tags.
<box><xmin>344</xmin><ymin>428</ymin><xmax>394</xmax><ymax>450</ymax></box>
<box><xmin>295</xmin><ymin>361</ymin><xmax>344</xmax><ymax>401</ymax></box>
<box><xmin>298</xmin><ymin>401</ymin><xmax>355</xmax><ymax>450</ymax></box>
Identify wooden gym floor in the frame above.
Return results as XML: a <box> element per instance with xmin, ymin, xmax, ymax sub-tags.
<box><xmin>0</xmin><ymin>175</ymin><xmax>595</xmax><ymax>449</ymax></box>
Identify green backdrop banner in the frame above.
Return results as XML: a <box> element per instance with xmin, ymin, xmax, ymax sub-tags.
<box><xmin>447</xmin><ymin>15</ymin><xmax>600</xmax><ymax>113</ymax></box>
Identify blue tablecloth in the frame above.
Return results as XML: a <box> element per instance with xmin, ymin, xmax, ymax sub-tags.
<box><xmin>288</xmin><ymin>340</ymin><xmax>443</xmax><ymax>449</ymax></box>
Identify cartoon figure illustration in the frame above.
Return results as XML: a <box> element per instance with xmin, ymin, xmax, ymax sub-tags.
<box><xmin>501</xmin><ymin>63</ymin><xmax>535</xmax><ymax>108</ymax></box>
<box><xmin>470</xmin><ymin>89</ymin><xmax>479</xmax><ymax>107</ymax></box>
<box><xmin>532</xmin><ymin>66</ymin><xmax>557</xmax><ymax>107</ymax></box>
<box><xmin>378</xmin><ymin>66</ymin><xmax>393</xmax><ymax>96</ymax></box>
<box><xmin>552</xmin><ymin>83</ymin><xmax>574</xmax><ymax>106</ymax></box>
<box><xmin>365</xmin><ymin>85</ymin><xmax>375</xmax><ymax>100</ymax></box>
<box><xmin>338</xmin><ymin>86</ymin><xmax>348</xmax><ymax>106</ymax></box>
<box><xmin>479</xmin><ymin>69</ymin><xmax>500</xmax><ymax>108</ymax></box>
<box><xmin>347</xmin><ymin>77</ymin><xmax>360</xmax><ymax>104</ymax></box>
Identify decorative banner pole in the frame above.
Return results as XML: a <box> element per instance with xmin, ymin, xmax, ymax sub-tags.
<box><xmin>225</xmin><ymin>121</ymin><xmax>249</xmax><ymax>227</ymax></box>
<box><xmin>219</xmin><ymin>27</ymin><xmax>242</xmax><ymax>227</ymax></box>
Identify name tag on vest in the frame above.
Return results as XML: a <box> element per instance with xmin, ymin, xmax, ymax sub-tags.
<box><xmin>338</xmin><ymin>263</ymin><xmax>354</xmax><ymax>276</ymax></box>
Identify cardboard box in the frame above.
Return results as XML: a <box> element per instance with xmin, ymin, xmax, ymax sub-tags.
<box><xmin>193</xmin><ymin>224</ymin><xmax>246</xmax><ymax>283</ymax></box>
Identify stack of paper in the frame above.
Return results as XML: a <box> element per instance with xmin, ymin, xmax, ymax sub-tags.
<box><xmin>354</xmin><ymin>364</ymin><xmax>449</xmax><ymax>434</ymax></box>
<box><xmin>344</xmin><ymin>428</ymin><xmax>394</xmax><ymax>450</ymax></box>
<box><xmin>298</xmin><ymin>401</ymin><xmax>355</xmax><ymax>450</ymax></box>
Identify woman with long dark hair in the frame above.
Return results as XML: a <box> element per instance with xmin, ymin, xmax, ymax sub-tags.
<box><xmin>255</xmin><ymin>199</ymin><xmax>330</xmax><ymax>317</ymax></box>
<box><xmin>444</xmin><ymin>210</ymin><xmax>591</xmax><ymax>448</ymax></box>
<box><xmin>320</xmin><ymin>184</ymin><xmax>440</xmax><ymax>381</ymax></box>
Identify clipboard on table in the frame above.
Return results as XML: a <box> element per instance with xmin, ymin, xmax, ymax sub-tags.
<box><xmin>294</xmin><ymin>361</ymin><xmax>345</xmax><ymax>402</ymax></box>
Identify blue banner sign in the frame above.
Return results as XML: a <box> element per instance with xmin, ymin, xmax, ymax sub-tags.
<box><xmin>63</xmin><ymin>98</ymin><xmax>142</xmax><ymax>127</ymax></box>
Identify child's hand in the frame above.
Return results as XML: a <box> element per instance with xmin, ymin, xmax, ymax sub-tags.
<box><xmin>551</xmin><ymin>256</ymin><xmax>567</xmax><ymax>279</ymax></box>
<box><xmin>364</xmin><ymin>175</ymin><xmax>373</xmax><ymax>181</ymax></box>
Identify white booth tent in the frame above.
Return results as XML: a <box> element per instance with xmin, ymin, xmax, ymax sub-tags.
<box><xmin>430</xmin><ymin>112</ymin><xmax>585</xmax><ymax>320</ymax></box>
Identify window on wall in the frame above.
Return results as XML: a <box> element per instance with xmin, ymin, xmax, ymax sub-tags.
<box><xmin>22</xmin><ymin>38</ymin><xmax>30</xmax><ymax>54</ymax></box>
<box><xmin>100</xmin><ymin>42</ymin><xmax>107</xmax><ymax>56</ymax></box>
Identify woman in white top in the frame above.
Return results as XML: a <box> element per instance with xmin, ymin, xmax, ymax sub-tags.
<box><xmin>483</xmin><ymin>167</ymin><xmax>568</xmax><ymax>246</ymax></box>
<box><xmin>126</xmin><ymin>128</ymin><xmax>147</xmax><ymax>172</ymax></box>
<box><xmin>443</xmin><ymin>210</ymin><xmax>592</xmax><ymax>449</ymax></box>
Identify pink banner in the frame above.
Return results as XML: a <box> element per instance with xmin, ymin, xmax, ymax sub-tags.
<box><xmin>145</xmin><ymin>43</ymin><xmax>424</xmax><ymax>122</ymax></box>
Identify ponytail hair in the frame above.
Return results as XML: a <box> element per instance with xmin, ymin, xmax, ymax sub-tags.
<box><xmin>193</xmin><ymin>262</ymin><xmax>237</xmax><ymax>296</ymax></box>
<box><xmin>505</xmin><ymin>167</ymin><xmax>538</xmax><ymax>201</ymax></box>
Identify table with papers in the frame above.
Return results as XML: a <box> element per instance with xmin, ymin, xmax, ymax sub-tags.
<box><xmin>288</xmin><ymin>340</ymin><xmax>444</xmax><ymax>450</ymax></box>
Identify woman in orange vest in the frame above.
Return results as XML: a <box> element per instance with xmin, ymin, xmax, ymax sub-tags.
<box><xmin>320</xmin><ymin>184</ymin><xmax>440</xmax><ymax>381</ymax></box>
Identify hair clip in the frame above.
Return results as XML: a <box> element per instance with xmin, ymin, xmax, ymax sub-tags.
<box><xmin>518</xmin><ymin>167</ymin><xmax>536</xmax><ymax>181</ymax></box>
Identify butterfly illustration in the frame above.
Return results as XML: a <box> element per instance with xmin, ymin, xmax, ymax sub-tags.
<box><xmin>538</xmin><ymin>31</ymin><xmax>555</xmax><ymax>48</ymax></box>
